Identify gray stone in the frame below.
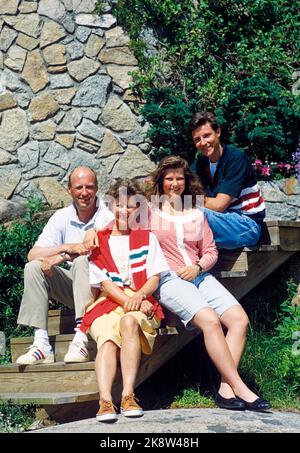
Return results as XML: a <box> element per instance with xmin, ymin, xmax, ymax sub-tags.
<box><xmin>54</xmin><ymin>111</ymin><xmax>66</xmax><ymax>124</ymax></box>
<box><xmin>100</xmin><ymin>95</ymin><xmax>139</xmax><ymax>131</ymax></box>
<box><xmin>48</xmin><ymin>64</ymin><xmax>67</xmax><ymax>74</ymax></box>
<box><xmin>60</xmin><ymin>35</ymin><xmax>73</xmax><ymax>45</ymax></box>
<box><xmin>75</xmin><ymin>26</ymin><xmax>91</xmax><ymax>43</ymax></box>
<box><xmin>72</xmin><ymin>74</ymin><xmax>111</xmax><ymax>107</ymax></box>
<box><xmin>37</xmin><ymin>177</ymin><xmax>72</xmax><ymax>208</ymax></box>
<box><xmin>0</xmin><ymin>0</ymin><xmax>19</xmax><ymax>15</ymax></box>
<box><xmin>3</xmin><ymin>14</ymin><xmax>41</xmax><ymax>38</ymax></box>
<box><xmin>43</xmin><ymin>44</ymin><xmax>67</xmax><ymax>66</ymax></box>
<box><xmin>16</xmin><ymin>92</ymin><xmax>31</xmax><ymax>108</ymax></box>
<box><xmin>0</xmin><ymin>26</ymin><xmax>17</xmax><ymax>52</ymax></box>
<box><xmin>5</xmin><ymin>44</ymin><xmax>27</xmax><ymax>71</ymax></box>
<box><xmin>99</xmin><ymin>153</ymin><xmax>120</xmax><ymax>174</ymax></box>
<box><xmin>13</xmin><ymin>179</ymin><xmax>46</xmax><ymax>202</ymax></box>
<box><xmin>76</xmin><ymin>135</ymin><xmax>99</xmax><ymax>153</ymax></box>
<box><xmin>22</xmin><ymin>50</ymin><xmax>49</xmax><ymax>93</ymax></box>
<box><xmin>105</xmin><ymin>26</ymin><xmax>130</xmax><ymax>48</ymax></box>
<box><xmin>16</xmin><ymin>34</ymin><xmax>39</xmax><ymax>51</ymax></box>
<box><xmin>0</xmin><ymin>197</ymin><xmax>27</xmax><ymax>222</ymax></box>
<box><xmin>99</xmin><ymin>47</ymin><xmax>138</xmax><ymax>66</ymax></box>
<box><xmin>259</xmin><ymin>181</ymin><xmax>286</xmax><ymax>202</ymax></box>
<box><xmin>23</xmin><ymin>161</ymin><xmax>63</xmax><ymax>180</ymax></box>
<box><xmin>29</xmin><ymin>93</ymin><xmax>60</xmax><ymax>122</ymax></box>
<box><xmin>0</xmin><ymin>108</ymin><xmax>28</xmax><ymax>152</ymax></box>
<box><xmin>4</xmin><ymin>68</ymin><xmax>29</xmax><ymax>94</ymax></box>
<box><xmin>0</xmin><ymin>164</ymin><xmax>21</xmax><ymax>198</ymax></box>
<box><xmin>56</xmin><ymin>109</ymin><xmax>82</xmax><ymax>132</ymax></box>
<box><xmin>51</xmin><ymin>88</ymin><xmax>76</xmax><ymax>105</ymax></box>
<box><xmin>0</xmin><ymin>92</ymin><xmax>17</xmax><ymax>111</ymax></box>
<box><xmin>67</xmin><ymin>147</ymin><xmax>101</xmax><ymax>172</ymax></box>
<box><xmin>72</xmin><ymin>0</ymin><xmax>97</xmax><ymax>13</ymax></box>
<box><xmin>44</xmin><ymin>142</ymin><xmax>70</xmax><ymax>170</ymax></box>
<box><xmin>38</xmin><ymin>0</ymin><xmax>66</xmax><ymax>23</ymax></box>
<box><xmin>98</xmin><ymin>129</ymin><xmax>125</xmax><ymax>157</ymax></box>
<box><xmin>66</xmin><ymin>40</ymin><xmax>85</xmax><ymax>60</ymax></box>
<box><xmin>63</xmin><ymin>0</ymin><xmax>73</xmax><ymax>12</ymax></box>
<box><xmin>40</xmin><ymin>20</ymin><xmax>67</xmax><ymax>48</ymax></box>
<box><xmin>31</xmin><ymin>120</ymin><xmax>56</xmax><ymax>140</ymax></box>
<box><xmin>265</xmin><ymin>202</ymin><xmax>298</xmax><ymax>221</ymax></box>
<box><xmin>75</xmin><ymin>13</ymin><xmax>116</xmax><ymax>28</ymax></box>
<box><xmin>61</xmin><ymin>14</ymin><xmax>76</xmax><ymax>33</ymax></box>
<box><xmin>286</xmin><ymin>195</ymin><xmax>300</xmax><ymax>207</ymax></box>
<box><xmin>106</xmin><ymin>64</ymin><xmax>137</xmax><ymax>90</ymax></box>
<box><xmin>0</xmin><ymin>50</ymin><xmax>3</xmax><ymax>69</ymax></box>
<box><xmin>0</xmin><ymin>148</ymin><xmax>18</xmax><ymax>165</ymax></box>
<box><xmin>139</xmin><ymin>143</ymin><xmax>151</xmax><ymax>153</ymax></box>
<box><xmin>50</xmin><ymin>74</ymin><xmax>74</xmax><ymax>89</ymax></box>
<box><xmin>85</xmin><ymin>33</ymin><xmax>105</xmax><ymax>58</ymax></box>
<box><xmin>68</xmin><ymin>56</ymin><xmax>100</xmax><ymax>82</ymax></box>
<box><xmin>82</xmin><ymin>107</ymin><xmax>101</xmax><ymax>121</ymax></box>
<box><xmin>111</xmin><ymin>145</ymin><xmax>155</xmax><ymax>179</ymax></box>
<box><xmin>17</xmin><ymin>141</ymin><xmax>40</xmax><ymax>172</ymax></box>
<box><xmin>55</xmin><ymin>134</ymin><xmax>75</xmax><ymax>149</ymax></box>
<box><xmin>19</xmin><ymin>2</ymin><xmax>38</xmax><ymax>14</ymax></box>
<box><xmin>77</xmin><ymin>118</ymin><xmax>105</xmax><ymax>142</ymax></box>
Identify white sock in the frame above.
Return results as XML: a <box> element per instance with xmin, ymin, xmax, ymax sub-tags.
<box><xmin>34</xmin><ymin>328</ymin><xmax>52</xmax><ymax>352</ymax></box>
<box><xmin>72</xmin><ymin>330</ymin><xmax>88</xmax><ymax>345</ymax></box>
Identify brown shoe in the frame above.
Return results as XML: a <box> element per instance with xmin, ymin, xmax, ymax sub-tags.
<box><xmin>96</xmin><ymin>399</ymin><xmax>117</xmax><ymax>422</ymax></box>
<box><xmin>121</xmin><ymin>393</ymin><xmax>144</xmax><ymax>417</ymax></box>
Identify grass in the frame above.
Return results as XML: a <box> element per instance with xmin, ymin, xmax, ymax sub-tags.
<box><xmin>170</xmin><ymin>388</ymin><xmax>215</xmax><ymax>409</ymax></box>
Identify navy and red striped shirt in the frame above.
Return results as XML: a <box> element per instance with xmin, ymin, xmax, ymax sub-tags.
<box><xmin>196</xmin><ymin>144</ymin><xmax>265</xmax><ymax>223</ymax></box>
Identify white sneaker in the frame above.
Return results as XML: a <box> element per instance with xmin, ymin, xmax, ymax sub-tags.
<box><xmin>63</xmin><ymin>341</ymin><xmax>89</xmax><ymax>363</ymax></box>
<box><xmin>16</xmin><ymin>345</ymin><xmax>54</xmax><ymax>365</ymax></box>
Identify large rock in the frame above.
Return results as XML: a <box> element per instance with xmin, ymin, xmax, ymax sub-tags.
<box><xmin>40</xmin><ymin>20</ymin><xmax>66</xmax><ymax>48</ymax></box>
<box><xmin>265</xmin><ymin>202</ymin><xmax>298</xmax><ymax>221</ymax></box>
<box><xmin>0</xmin><ymin>108</ymin><xmax>28</xmax><ymax>152</ymax></box>
<box><xmin>259</xmin><ymin>181</ymin><xmax>286</xmax><ymax>202</ymax></box>
<box><xmin>50</xmin><ymin>74</ymin><xmax>74</xmax><ymax>89</ymax></box>
<box><xmin>44</xmin><ymin>142</ymin><xmax>70</xmax><ymax>170</ymax></box>
<box><xmin>22</xmin><ymin>50</ymin><xmax>49</xmax><ymax>93</ymax></box>
<box><xmin>55</xmin><ymin>134</ymin><xmax>75</xmax><ymax>149</ymax></box>
<box><xmin>105</xmin><ymin>26</ymin><xmax>130</xmax><ymax>48</ymax></box>
<box><xmin>67</xmin><ymin>56</ymin><xmax>100</xmax><ymax>82</ymax></box>
<box><xmin>111</xmin><ymin>145</ymin><xmax>155</xmax><ymax>179</ymax></box>
<box><xmin>71</xmin><ymin>0</ymin><xmax>97</xmax><ymax>13</ymax></box>
<box><xmin>75</xmin><ymin>26</ymin><xmax>91</xmax><ymax>43</ymax></box>
<box><xmin>98</xmin><ymin>130</ymin><xmax>125</xmax><ymax>157</ymax></box>
<box><xmin>0</xmin><ymin>164</ymin><xmax>21</xmax><ymax>198</ymax></box>
<box><xmin>67</xmin><ymin>147</ymin><xmax>101</xmax><ymax>173</ymax></box>
<box><xmin>38</xmin><ymin>0</ymin><xmax>66</xmax><ymax>22</ymax></box>
<box><xmin>85</xmin><ymin>33</ymin><xmax>105</xmax><ymax>59</ymax></box>
<box><xmin>0</xmin><ymin>92</ymin><xmax>17</xmax><ymax>111</ymax></box>
<box><xmin>43</xmin><ymin>44</ymin><xmax>67</xmax><ymax>66</ymax></box>
<box><xmin>0</xmin><ymin>197</ymin><xmax>27</xmax><ymax>222</ymax></box>
<box><xmin>0</xmin><ymin>0</ymin><xmax>19</xmax><ymax>15</ymax></box>
<box><xmin>56</xmin><ymin>109</ymin><xmax>82</xmax><ymax>132</ymax></box>
<box><xmin>66</xmin><ymin>41</ymin><xmax>85</xmax><ymax>60</ymax></box>
<box><xmin>99</xmin><ymin>47</ymin><xmax>138</xmax><ymax>66</ymax></box>
<box><xmin>0</xmin><ymin>149</ymin><xmax>18</xmax><ymax>165</ymax></box>
<box><xmin>5</xmin><ymin>44</ymin><xmax>27</xmax><ymax>71</ymax></box>
<box><xmin>31</xmin><ymin>120</ymin><xmax>56</xmax><ymax>140</ymax></box>
<box><xmin>72</xmin><ymin>74</ymin><xmax>111</xmax><ymax>107</ymax></box>
<box><xmin>17</xmin><ymin>141</ymin><xmax>40</xmax><ymax>172</ymax></box>
<box><xmin>3</xmin><ymin>14</ymin><xmax>41</xmax><ymax>38</ymax></box>
<box><xmin>75</xmin><ymin>13</ymin><xmax>116</xmax><ymax>28</ymax></box>
<box><xmin>106</xmin><ymin>64</ymin><xmax>137</xmax><ymax>90</ymax></box>
<box><xmin>100</xmin><ymin>95</ymin><xmax>139</xmax><ymax>131</ymax></box>
<box><xmin>51</xmin><ymin>87</ymin><xmax>76</xmax><ymax>105</ymax></box>
<box><xmin>0</xmin><ymin>26</ymin><xmax>17</xmax><ymax>52</ymax></box>
<box><xmin>29</xmin><ymin>93</ymin><xmax>60</xmax><ymax>122</ymax></box>
<box><xmin>16</xmin><ymin>34</ymin><xmax>39</xmax><ymax>51</ymax></box>
<box><xmin>37</xmin><ymin>177</ymin><xmax>72</xmax><ymax>208</ymax></box>
<box><xmin>19</xmin><ymin>2</ymin><xmax>38</xmax><ymax>14</ymax></box>
<box><xmin>77</xmin><ymin>118</ymin><xmax>104</xmax><ymax>143</ymax></box>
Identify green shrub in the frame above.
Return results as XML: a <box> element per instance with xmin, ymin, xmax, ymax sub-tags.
<box><xmin>0</xmin><ymin>402</ymin><xmax>36</xmax><ymax>433</ymax></box>
<box><xmin>0</xmin><ymin>198</ymin><xmax>46</xmax><ymax>363</ymax></box>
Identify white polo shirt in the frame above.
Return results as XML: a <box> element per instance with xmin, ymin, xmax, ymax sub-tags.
<box><xmin>35</xmin><ymin>198</ymin><xmax>114</xmax><ymax>247</ymax></box>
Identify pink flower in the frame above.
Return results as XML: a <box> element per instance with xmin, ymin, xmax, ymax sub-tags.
<box><xmin>254</xmin><ymin>159</ymin><xmax>262</xmax><ymax>166</ymax></box>
<box><xmin>261</xmin><ymin>165</ymin><xmax>271</xmax><ymax>176</ymax></box>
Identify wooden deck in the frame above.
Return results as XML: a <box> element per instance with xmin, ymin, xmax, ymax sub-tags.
<box><xmin>0</xmin><ymin>220</ymin><xmax>299</xmax><ymax>421</ymax></box>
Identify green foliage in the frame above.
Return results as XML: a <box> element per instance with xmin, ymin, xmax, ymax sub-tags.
<box><xmin>240</xmin><ymin>279</ymin><xmax>300</xmax><ymax>410</ymax></box>
<box><xmin>0</xmin><ymin>198</ymin><xmax>46</xmax><ymax>362</ymax></box>
<box><xmin>171</xmin><ymin>388</ymin><xmax>215</xmax><ymax>409</ymax></box>
<box><xmin>141</xmin><ymin>88</ymin><xmax>199</xmax><ymax>162</ymax></box>
<box><xmin>108</xmin><ymin>0</ymin><xmax>300</xmax><ymax>163</ymax></box>
<box><xmin>216</xmin><ymin>77</ymin><xmax>300</xmax><ymax>162</ymax></box>
<box><xmin>0</xmin><ymin>402</ymin><xmax>36</xmax><ymax>432</ymax></box>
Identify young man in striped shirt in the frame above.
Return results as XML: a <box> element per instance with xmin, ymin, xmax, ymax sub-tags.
<box><xmin>190</xmin><ymin>112</ymin><xmax>265</xmax><ymax>249</ymax></box>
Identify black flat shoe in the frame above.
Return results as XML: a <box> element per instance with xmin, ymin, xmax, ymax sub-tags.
<box><xmin>236</xmin><ymin>397</ymin><xmax>271</xmax><ymax>412</ymax></box>
<box><xmin>215</xmin><ymin>393</ymin><xmax>246</xmax><ymax>411</ymax></box>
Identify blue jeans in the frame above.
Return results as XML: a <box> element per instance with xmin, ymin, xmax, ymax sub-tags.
<box><xmin>204</xmin><ymin>208</ymin><xmax>261</xmax><ymax>249</ymax></box>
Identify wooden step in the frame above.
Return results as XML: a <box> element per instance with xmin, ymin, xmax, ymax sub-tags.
<box><xmin>211</xmin><ymin>249</ymin><xmax>248</xmax><ymax>278</ymax></box>
<box><xmin>262</xmin><ymin>220</ymin><xmax>300</xmax><ymax>251</ymax></box>
<box><xmin>48</xmin><ymin>309</ymin><xmax>75</xmax><ymax>336</ymax></box>
<box><xmin>0</xmin><ymin>391</ymin><xmax>99</xmax><ymax>405</ymax></box>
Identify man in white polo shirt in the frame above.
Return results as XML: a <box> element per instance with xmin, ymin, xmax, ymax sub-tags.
<box><xmin>16</xmin><ymin>167</ymin><xmax>114</xmax><ymax>365</ymax></box>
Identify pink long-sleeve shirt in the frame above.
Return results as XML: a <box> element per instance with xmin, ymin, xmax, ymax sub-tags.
<box><xmin>149</xmin><ymin>208</ymin><xmax>218</xmax><ymax>272</ymax></box>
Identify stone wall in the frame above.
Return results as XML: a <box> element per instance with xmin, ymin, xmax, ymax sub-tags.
<box><xmin>259</xmin><ymin>178</ymin><xmax>300</xmax><ymax>221</ymax></box>
<box><xmin>0</xmin><ymin>0</ymin><xmax>154</xmax><ymax>215</ymax></box>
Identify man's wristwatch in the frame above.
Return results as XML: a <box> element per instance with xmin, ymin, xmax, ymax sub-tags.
<box><xmin>195</xmin><ymin>263</ymin><xmax>202</xmax><ymax>275</ymax></box>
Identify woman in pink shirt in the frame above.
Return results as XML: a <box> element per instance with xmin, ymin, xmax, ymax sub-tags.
<box><xmin>149</xmin><ymin>156</ymin><xmax>270</xmax><ymax>412</ymax></box>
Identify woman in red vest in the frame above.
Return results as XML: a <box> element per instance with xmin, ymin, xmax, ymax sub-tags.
<box><xmin>80</xmin><ymin>179</ymin><xmax>169</xmax><ymax>422</ymax></box>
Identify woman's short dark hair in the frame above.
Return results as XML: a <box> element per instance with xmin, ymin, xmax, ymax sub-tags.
<box><xmin>148</xmin><ymin>155</ymin><xmax>204</xmax><ymax>207</ymax></box>
<box><xmin>189</xmin><ymin>112</ymin><xmax>220</xmax><ymax>132</ymax></box>
<box><xmin>105</xmin><ymin>178</ymin><xmax>145</xmax><ymax>200</ymax></box>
